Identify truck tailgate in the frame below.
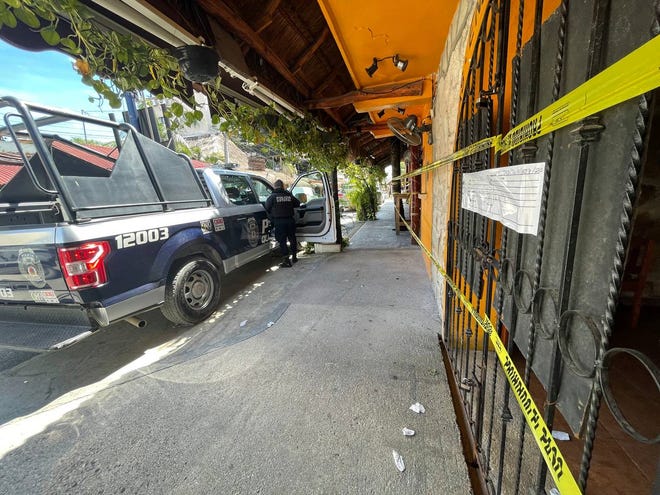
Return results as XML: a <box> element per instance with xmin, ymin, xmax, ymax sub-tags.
<box><xmin>0</xmin><ymin>225</ymin><xmax>72</xmax><ymax>305</ymax></box>
<box><xmin>0</xmin><ymin>226</ymin><xmax>94</xmax><ymax>350</ymax></box>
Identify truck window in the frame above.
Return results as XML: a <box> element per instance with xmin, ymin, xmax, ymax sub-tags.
<box><xmin>220</xmin><ymin>174</ymin><xmax>258</xmax><ymax>206</ymax></box>
<box><xmin>292</xmin><ymin>172</ymin><xmax>325</xmax><ymax>203</ymax></box>
<box><xmin>250</xmin><ymin>177</ymin><xmax>273</xmax><ymax>203</ymax></box>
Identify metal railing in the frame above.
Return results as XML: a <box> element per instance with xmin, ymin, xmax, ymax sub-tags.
<box><xmin>442</xmin><ymin>1</ymin><xmax>660</xmax><ymax>493</ymax></box>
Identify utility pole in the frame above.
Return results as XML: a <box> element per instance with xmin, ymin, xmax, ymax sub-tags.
<box><xmin>81</xmin><ymin>110</ymin><xmax>88</xmax><ymax>142</ymax></box>
<box><xmin>223</xmin><ymin>132</ymin><xmax>229</xmax><ymax>164</ymax></box>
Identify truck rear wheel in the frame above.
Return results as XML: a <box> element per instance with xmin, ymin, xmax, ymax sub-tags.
<box><xmin>161</xmin><ymin>257</ymin><xmax>221</xmax><ymax>325</ymax></box>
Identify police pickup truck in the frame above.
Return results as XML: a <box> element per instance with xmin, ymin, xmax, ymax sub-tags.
<box><xmin>0</xmin><ymin>97</ymin><xmax>336</xmax><ymax>345</ymax></box>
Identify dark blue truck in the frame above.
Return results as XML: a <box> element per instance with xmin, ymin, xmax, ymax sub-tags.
<box><xmin>0</xmin><ymin>97</ymin><xmax>336</xmax><ymax>347</ymax></box>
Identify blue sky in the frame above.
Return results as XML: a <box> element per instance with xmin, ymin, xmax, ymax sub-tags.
<box><xmin>0</xmin><ymin>39</ymin><xmax>123</xmax><ymax>116</ymax></box>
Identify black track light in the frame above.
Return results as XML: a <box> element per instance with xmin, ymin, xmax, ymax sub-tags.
<box><xmin>365</xmin><ymin>58</ymin><xmax>379</xmax><ymax>77</ymax></box>
<box><xmin>364</xmin><ymin>54</ymin><xmax>409</xmax><ymax>77</ymax></box>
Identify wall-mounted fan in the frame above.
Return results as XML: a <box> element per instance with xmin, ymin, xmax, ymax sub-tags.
<box><xmin>387</xmin><ymin>115</ymin><xmax>433</xmax><ymax>146</ymax></box>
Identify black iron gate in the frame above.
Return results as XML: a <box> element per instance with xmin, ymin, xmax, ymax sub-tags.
<box><xmin>443</xmin><ymin>0</ymin><xmax>659</xmax><ymax>493</ymax></box>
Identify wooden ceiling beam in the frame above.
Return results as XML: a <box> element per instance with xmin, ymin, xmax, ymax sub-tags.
<box><xmin>306</xmin><ymin>80</ymin><xmax>425</xmax><ymax>110</ymax></box>
<box><xmin>313</xmin><ymin>71</ymin><xmax>339</xmax><ymax>96</ymax></box>
<box><xmin>292</xmin><ymin>28</ymin><xmax>329</xmax><ymax>73</ymax></box>
<box><xmin>198</xmin><ymin>0</ymin><xmax>310</xmax><ymax>97</ymax></box>
<box><xmin>323</xmin><ymin>107</ymin><xmax>347</xmax><ymax>130</ymax></box>
<box><xmin>275</xmin><ymin>6</ymin><xmax>347</xmax><ymax>98</ymax></box>
<box><xmin>253</xmin><ymin>0</ymin><xmax>282</xmax><ymax>33</ymax></box>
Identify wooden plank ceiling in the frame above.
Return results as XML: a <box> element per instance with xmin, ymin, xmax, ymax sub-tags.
<box><xmin>137</xmin><ymin>0</ymin><xmax>459</xmax><ymax>166</ymax></box>
<box><xmin>0</xmin><ymin>0</ymin><xmax>459</xmax><ymax>167</ymax></box>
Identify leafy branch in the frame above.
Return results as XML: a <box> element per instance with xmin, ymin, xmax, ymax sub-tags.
<box><xmin>0</xmin><ymin>0</ymin><xmax>214</xmax><ymax>124</ymax></box>
<box><xmin>1</xmin><ymin>0</ymin><xmax>352</xmax><ymax>168</ymax></box>
<box><xmin>211</xmin><ymin>98</ymin><xmax>350</xmax><ymax>173</ymax></box>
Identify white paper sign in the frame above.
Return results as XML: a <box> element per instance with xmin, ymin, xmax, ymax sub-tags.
<box><xmin>461</xmin><ymin>162</ymin><xmax>546</xmax><ymax>235</ymax></box>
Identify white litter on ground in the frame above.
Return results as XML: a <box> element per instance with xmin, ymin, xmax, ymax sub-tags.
<box><xmin>392</xmin><ymin>450</ymin><xmax>405</xmax><ymax>472</ymax></box>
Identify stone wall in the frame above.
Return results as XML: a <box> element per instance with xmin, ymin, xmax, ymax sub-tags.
<box><xmin>430</xmin><ymin>0</ymin><xmax>477</xmax><ymax>336</ymax></box>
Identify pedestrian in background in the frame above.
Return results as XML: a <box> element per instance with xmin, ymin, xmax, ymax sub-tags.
<box><xmin>265</xmin><ymin>179</ymin><xmax>301</xmax><ymax>267</ymax></box>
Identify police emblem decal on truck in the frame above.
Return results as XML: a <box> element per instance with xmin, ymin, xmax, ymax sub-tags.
<box><xmin>246</xmin><ymin>217</ymin><xmax>260</xmax><ymax>247</ymax></box>
<box><xmin>18</xmin><ymin>248</ymin><xmax>47</xmax><ymax>288</ymax></box>
<box><xmin>200</xmin><ymin>220</ymin><xmax>213</xmax><ymax>234</ymax></box>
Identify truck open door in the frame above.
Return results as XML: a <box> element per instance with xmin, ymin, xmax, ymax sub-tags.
<box><xmin>290</xmin><ymin>171</ymin><xmax>337</xmax><ymax>244</ymax></box>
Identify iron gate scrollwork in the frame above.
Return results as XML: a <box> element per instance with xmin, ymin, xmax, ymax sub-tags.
<box><xmin>443</xmin><ymin>0</ymin><xmax>660</xmax><ymax>493</ymax></box>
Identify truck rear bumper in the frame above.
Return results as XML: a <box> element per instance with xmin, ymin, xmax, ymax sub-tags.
<box><xmin>0</xmin><ymin>284</ymin><xmax>165</xmax><ymax>352</ymax></box>
<box><xmin>0</xmin><ymin>304</ymin><xmax>94</xmax><ymax>350</ymax></box>
<box><xmin>89</xmin><ymin>284</ymin><xmax>165</xmax><ymax>327</ymax></box>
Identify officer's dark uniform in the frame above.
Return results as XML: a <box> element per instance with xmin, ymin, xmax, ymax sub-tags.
<box><xmin>265</xmin><ymin>184</ymin><xmax>301</xmax><ymax>267</ymax></box>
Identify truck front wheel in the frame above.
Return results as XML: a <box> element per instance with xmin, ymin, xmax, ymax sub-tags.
<box><xmin>161</xmin><ymin>257</ymin><xmax>221</xmax><ymax>325</ymax></box>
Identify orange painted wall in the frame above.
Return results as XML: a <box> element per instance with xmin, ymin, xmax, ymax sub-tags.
<box><xmin>432</xmin><ymin>0</ymin><xmax>562</xmax><ymax>349</ymax></box>
<box><xmin>416</xmin><ymin>0</ymin><xmax>562</xmax><ymax>279</ymax></box>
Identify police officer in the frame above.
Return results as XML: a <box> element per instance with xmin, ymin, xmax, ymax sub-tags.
<box><xmin>265</xmin><ymin>179</ymin><xmax>301</xmax><ymax>267</ymax></box>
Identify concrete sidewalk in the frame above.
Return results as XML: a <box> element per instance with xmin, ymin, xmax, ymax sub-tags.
<box><xmin>346</xmin><ymin>198</ymin><xmax>414</xmax><ymax>249</ymax></box>
<box><xmin>0</xmin><ymin>199</ymin><xmax>470</xmax><ymax>494</ymax></box>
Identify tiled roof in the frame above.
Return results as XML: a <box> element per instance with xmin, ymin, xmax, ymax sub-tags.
<box><xmin>51</xmin><ymin>141</ymin><xmax>116</xmax><ymax>171</ymax></box>
<box><xmin>0</xmin><ymin>143</ymin><xmax>209</xmax><ymax>185</ymax></box>
<box><xmin>191</xmin><ymin>159</ymin><xmax>209</xmax><ymax>169</ymax></box>
<box><xmin>52</xmin><ymin>141</ymin><xmax>209</xmax><ymax>169</ymax></box>
<box><xmin>0</xmin><ymin>165</ymin><xmax>21</xmax><ymax>185</ymax></box>
<box><xmin>0</xmin><ymin>151</ymin><xmax>24</xmax><ymax>165</ymax></box>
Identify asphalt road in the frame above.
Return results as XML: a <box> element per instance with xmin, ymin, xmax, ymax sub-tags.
<box><xmin>0</xmin><ymin>211</ymin><xmax>360</xmax><ymax>372</ymax></box>
<box><xmin>0</xmin><ymin>215</ymin><xmax>470</xmax><ymax>494</ymax></box>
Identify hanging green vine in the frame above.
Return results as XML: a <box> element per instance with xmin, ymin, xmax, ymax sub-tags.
<box><xmin>211</xmin><ymin>98</ymin><xmax>350</xmax><ymax>174</ymax></box>
<box><xmin>1</xmin><ymin>0</ymin><xmax>351</xmax><ymax>167</ymax></box>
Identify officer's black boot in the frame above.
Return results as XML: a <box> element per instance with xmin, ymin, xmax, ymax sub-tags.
<box><xmin>279</xmin><ymin>256</ymin><xmax>292</xmax><ymax>268</ymax></box>
<box><xmin>291</xmin><ymin>253</ymin><xmax>298</xmax><ymax>263</ymax></box>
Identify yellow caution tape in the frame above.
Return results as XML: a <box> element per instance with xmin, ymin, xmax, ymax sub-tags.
<box><xmin>392</xmin><ymin>34</ymin><xmax>660</xmax><ymax>181</ymax></box>
<box><xmin>397</xmin><ymin>135</ymin><xmax>501</xmax><ymax>180</ymax></box>
<box><xmin>394</xmin><ymin>208</ymin><xmax>582</xmax><ymax>494</ymax></box>
<box><xmin>499</xmin><ymin>33</ymin><xmax>660</xmax><ymax>152</ymax></box>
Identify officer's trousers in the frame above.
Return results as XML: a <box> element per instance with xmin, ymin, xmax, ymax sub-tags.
<box><xmin>273</xmin><ymin>217</ymin><xmax>297</xmax><ymax>257</ymax></box>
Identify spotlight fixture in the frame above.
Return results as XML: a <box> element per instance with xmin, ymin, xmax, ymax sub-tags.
<box><xmin>393</xmin><ymin>54</ymin><xmax>408</xmax><ymax>72</ymax></box>
<box><xmin>377</xmin><ymin>109</ymin><xmax>386</xmax><ymax>118</ymax></box>
<box><xmin>364</xmin><ymin>54</ymin><xmax>409</xmax><ymax>77</ymax></box>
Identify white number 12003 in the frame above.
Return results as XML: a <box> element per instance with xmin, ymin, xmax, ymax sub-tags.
<box><xmin>115</xmin><ymin>228</ymin><xmax>169</xmax><ymax>249</ymax></box>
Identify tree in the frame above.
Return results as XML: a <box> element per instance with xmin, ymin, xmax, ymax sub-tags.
<box><xmin>344</xmin><ymin>162</ymin><xmax>385</xmax><ymax>221</ymax></box>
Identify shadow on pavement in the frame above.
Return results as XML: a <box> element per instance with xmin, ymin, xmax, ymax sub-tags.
<box><xmin>0</xmin><ymin>253</ymin><xmax>283</xmax><ymax>426</ymax></box>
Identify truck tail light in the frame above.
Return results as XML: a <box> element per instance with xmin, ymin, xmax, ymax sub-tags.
<box><xmin>58</xmin><ymin>241</ymin><xmax>110</xmax><ymax>290</ymax></box>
